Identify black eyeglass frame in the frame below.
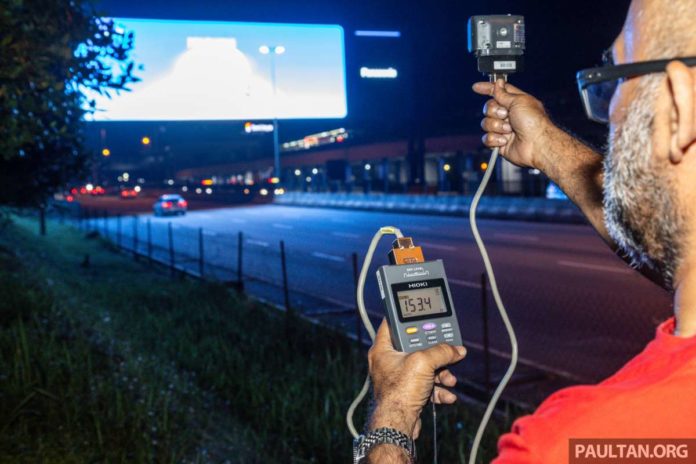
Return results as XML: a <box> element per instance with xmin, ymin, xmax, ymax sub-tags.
<box><xmin>576</xmin><ymin>56</ymin><xmax>696</xmax><ymax>123</ymax></box>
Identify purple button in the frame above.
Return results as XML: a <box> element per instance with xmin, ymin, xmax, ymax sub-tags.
<box><xmin>422</xmin><ymin>322</ymin><xmax>437</xmax><ymax>331</ymax></box>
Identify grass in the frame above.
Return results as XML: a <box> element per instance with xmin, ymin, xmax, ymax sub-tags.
<box><xmin>0</xmin><ymin>212</ymin><xmax>507</xmax><ymax>462</ymax></box>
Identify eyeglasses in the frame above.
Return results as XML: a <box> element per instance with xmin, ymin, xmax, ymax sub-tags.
<box><xmin>576</xmin><ymin>56</ymin><xmax>696</xmax><ymax>124</ymax></box>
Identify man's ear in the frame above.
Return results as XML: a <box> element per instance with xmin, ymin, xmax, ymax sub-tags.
<box><xmin>666</xmin><ymin>61</ymin><xmax>696</xmax><ymax>163</ymax></box>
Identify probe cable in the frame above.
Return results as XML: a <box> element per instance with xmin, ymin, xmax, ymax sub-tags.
<box><xmin>347</xmin><ymin>226</ymin><xmax>404</xmax><ymax>439</ymax></box>
<box><xmin>467</xmin><ymin>146</ymin><xmax>519</xmax><ymax>464</ymax></box>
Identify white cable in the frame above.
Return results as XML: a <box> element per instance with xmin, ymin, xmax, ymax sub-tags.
<box><xmin>467</xmin><ymin>146</ymin><xmax>519</xmax><ymax>464</ymax></box>
<box><xmin>347</xmin><ymin>226</ymin><xmax>403</xmax><ymax>439</ymax></box>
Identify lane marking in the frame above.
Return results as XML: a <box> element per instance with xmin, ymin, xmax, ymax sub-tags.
<box><xmin>419</xmin><ymin>242</ymin><xmax>457</xmax><ymax>251</ymax></box>
<box><xmin>331</xmin><ymin>231</ymin><xmax>361</xmax><ymax>239</ymax></box>
<box><xmin>246</xmin><ymin>239</ymin><xmax>269</xmax><ymax>248</ymax></box>
<box><xmin>449</xmin><ymin>278</ymin><xmax>482</xmax><ymax>289</ymax></box>
<box><xmin>494</xmin><ymin>232</ymin><xmax>539</xmax><ymax>242</ymax></box>
<box><xmin>311</xmin><ymin>252</ymin><xmax>345</xmax><ymax>263</ymax></box>
<box><xmin>557</xmin><ymin>260</ymin><xmax>633</xmax><ymax>275</ymax></box>
<box><xmin>272</xmin><ymin>223</ymin><xmax>294</xmax><ymax>230</ymax></box>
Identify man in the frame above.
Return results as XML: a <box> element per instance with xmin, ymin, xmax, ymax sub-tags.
<box><xmin>363</xmin><ymin>0</ymin><xmax>696</xmax><ymax>462</ymax></box>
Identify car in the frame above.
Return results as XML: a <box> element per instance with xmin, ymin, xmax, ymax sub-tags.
<box><xmin>153</xmin><ymin>194</ymin><xmax>187</xmax><ymax>216</ymax></box>
<box><xmin>120</xmin><ymin>188</ymin><xmax>138</xmax><ymax>199</ymax></box>
<box><xmin>90</xmin><ymin>185</ymin><xmax>106</xmax><ymax>196</ymax></box>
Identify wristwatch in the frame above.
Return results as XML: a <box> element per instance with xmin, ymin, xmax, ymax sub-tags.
<box><xmin>353</xmin><ymin>427</ymin><xmax>416</xmax><ymax>463</ymax></box>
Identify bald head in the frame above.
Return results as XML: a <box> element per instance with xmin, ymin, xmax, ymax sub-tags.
<box><xmin>624</xmin><ymin>0</ymin><xmax>696</xmax><ymax>61</ymax></box>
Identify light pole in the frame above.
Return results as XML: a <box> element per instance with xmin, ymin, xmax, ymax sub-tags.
<box><xmin>259</xmin><ymin>44</ymin><xmax>285</xmax><ymax>182</ymax></box>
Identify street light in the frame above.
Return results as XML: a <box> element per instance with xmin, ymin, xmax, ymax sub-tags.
<box><xmin>101</xmin><ymin>148</ymin><xmax>111</xmax><ymax>157</ymax></box>
<box><xmin>141</xmin><ymin>136</ymin><xmax>151</xmax><ymax>146</ymax></box>
<box><xmin>259</xmin><ymin>44</ymin><xmax>285</xmax><ymax>182</ymax></box>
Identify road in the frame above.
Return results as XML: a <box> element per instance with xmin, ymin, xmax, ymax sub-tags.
<box><xmin>96</xmin><ymin>204</ymin><xmax>671</xmax><ymax>398</ymax></box>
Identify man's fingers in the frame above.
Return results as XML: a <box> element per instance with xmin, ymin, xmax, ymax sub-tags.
<box><xmin>435</xmin><ymin>369</ymin><xmax>458</xmax><ymax>388</ymax></box>
<box><xmin>481</xmin><ymin>117</ymin><xmax>512</xmax><ymax>134</ymax></box>
<box><xmin>482</xmin><ymin>133</ymin><xmax>510</xmax><ymax>148</ymax></box>
<box><xmin>483</xmin><ymin>99</ymin><xmax>508</xmax><ymax>119</ymax></box>
<box><xmin>433</xmin><ymin>386</ymin><xmax>458</xmax><ymax>405</ymax></box>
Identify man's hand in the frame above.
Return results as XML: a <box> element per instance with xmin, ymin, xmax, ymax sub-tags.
<box><xmin>367</xmin><ymin>320</ymin><xmax>466</xmax><ymax>439</ymax></box>
<box><xmin>472</xmin><ymin>79</ymin><xmax>552</xmax><ymax>170</ymax></box>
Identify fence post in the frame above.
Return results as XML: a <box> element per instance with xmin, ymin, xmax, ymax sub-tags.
<box><xmin>481</xmin><ymin>272</ymin><xmax>491</xmax><ymax>393</ymax></box>
<box><xmin>116</xmin><ymin>214</ymin><xmax>122</xmax><ymax>248</ymax></box>
<box><xmin>352</xmin><ymin>252</ymin><xmax>362</xmax><ymax>345</ymax></box>
<box><xmin>168</xmin><ymin>222</ymin><xmax>175</xmax><ymax>276</ymax></box>
<box><xmin>198</xmin><ymin>227</ymin><xmax>205</xmax><ymax>278</ymax></box>
<box><xmin>280</xmin><ymin>240</ymin><xmax>290</xmax><ymax>313</ymax></box>
<box><xmin>237</xmin><ymin>231</ymin><xmax>244</xmax><ymax>292</ymax></box>
<box><xmin>132</xmin><ymin>216</ymin><xmax>139</xmax><ymax>259</ymax></box>
<box><xmin>147</xmin><ymin>219</ymin><xmax>153</xmax><ymax>263</ymax></box>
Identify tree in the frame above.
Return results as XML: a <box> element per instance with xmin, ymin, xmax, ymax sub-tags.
<box><xmin>0</xmin><ymin>0</ymin><xmax>139</xmax><ymax>233</ymax></box>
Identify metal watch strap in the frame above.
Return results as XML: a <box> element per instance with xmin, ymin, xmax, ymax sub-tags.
<box><xmin>353</xmin><ymin>427</ymin><xmax>416</xmax><ymax>464</ymax></box>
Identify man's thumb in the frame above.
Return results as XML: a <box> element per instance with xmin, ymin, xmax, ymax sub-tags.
<box><xmin>492</xmin><ymin>79</ymin><xmax>517</xmax><ymax>109</ymax></box>
<box><xmin>423</xmin><ymin>343</ymin><xmax>467</xmax><ymax>370</ymax></box>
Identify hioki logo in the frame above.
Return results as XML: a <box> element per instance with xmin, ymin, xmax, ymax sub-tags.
<box><xmin>408</xmin><ymin>282</ymin><xmax>428</xmax><ymax>289</ymax></box>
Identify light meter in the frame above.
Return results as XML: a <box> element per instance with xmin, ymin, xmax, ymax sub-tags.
<box><xmin>376</xmin><ymin>239</ymin><xmax>462</xmax><ymax>353</ymax></box>
<box><xmin>468</xmin><ymin>14</ymin><xmax>525</xmax><ymax>75</ymax></box>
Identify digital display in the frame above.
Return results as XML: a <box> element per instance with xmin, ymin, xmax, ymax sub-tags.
<box><xmin>397</xmin><ymin>287</ymin><xmax>447</xmax><ymax>319</ymax></box>
<box><xmin>84</xmin><ymin>18</ymin><xmax>347</xmax><ymax>121</ymax></box>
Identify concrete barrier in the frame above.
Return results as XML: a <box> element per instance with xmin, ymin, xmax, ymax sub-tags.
<box><xmin>274</xmin><ymin>192</ymin><xmax>585</xmax><ymax>224</ymax></box>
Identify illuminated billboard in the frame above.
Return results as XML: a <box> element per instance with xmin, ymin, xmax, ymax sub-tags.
<box><xmin>86</xmin><ymin>19</ymin><xmax>347</xmax><ymax>121</ymax></box>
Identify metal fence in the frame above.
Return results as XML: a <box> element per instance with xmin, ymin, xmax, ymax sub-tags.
<box><xmin>63</xmin><ymin>205</ymin><xmax>670</xmax><ymax>409</ymax></box>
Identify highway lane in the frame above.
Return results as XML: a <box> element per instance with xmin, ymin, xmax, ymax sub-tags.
<box><xmin>102</xmin><ymin>204</ymin><xmax>671</xmax><ymax>384</ymax></box>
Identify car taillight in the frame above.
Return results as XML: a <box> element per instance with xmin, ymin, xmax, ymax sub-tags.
<box><xmin>163</xmin><ymin>201</ymin><xmax>172</xmax><ymax>208</ymax></box>
<box><xmin>66</xmin><ymin>195</ymin><xmax>74</xmax><ymax>202</ymax></box>
<box><xmin>178</xmin><ymin>200</ymin><xmax>187</xmax><ymax>207</ymax></box>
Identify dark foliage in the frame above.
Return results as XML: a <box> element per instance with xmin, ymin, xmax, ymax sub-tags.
<box><xmin>0</xmin><ymin>0</ymin><xmax>139</xmax><ymax>207</ymax></box>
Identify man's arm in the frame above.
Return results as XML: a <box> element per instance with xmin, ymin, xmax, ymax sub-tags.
<box><xmin>473</xmin><ymin>80</ymin><xmax>667</xmax><ymax>288</ymax></box>
<box><xmin>536</xmin><ymin>122</ymin><xmax>608</xmax><ymax>242</ymax></box>
<box><xmin>473</xmin><ymin>80</ymin><xmax>610</xmax><ymax>245</ymax></box>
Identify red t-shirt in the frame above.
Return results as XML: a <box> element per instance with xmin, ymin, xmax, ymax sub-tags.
<box><xmin>494</xmin><ymin>318</ymin><xmax>696</xmax><ymax>463</ymax></box>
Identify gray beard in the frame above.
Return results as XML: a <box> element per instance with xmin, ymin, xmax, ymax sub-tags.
<box><xmin>603</xmin><ymin>74</ymin><xmax>684</xmax><ymax>288</ymax></box>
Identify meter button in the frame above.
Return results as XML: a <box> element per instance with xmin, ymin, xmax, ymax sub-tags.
<box><xmin>427</xmin><ymin>335</ymin><xmax>438</xmax><ymax>342</ymax></box>
<box><xmin>444</xmin><ymin>332</ymin><xmax>454</xmax><ymax>339</ymax></box>
<box><xmin>441</xmin><ymin>322</ymin><xmax>452</xmax><ymax>329</ymax></box>
<box><xmin>405</xmin><ymin>327</ymin><xmax>418</xmax><ymax>335</ymax></box>
<box><xmin>409</xmin><ymin>338</ymin><xmax>421</xmax><ymax>344</ymax></box>
<box><xmin>422</xmin><ymin>322</ymin><xmax>437</xmax><ymax>331</ymax></box>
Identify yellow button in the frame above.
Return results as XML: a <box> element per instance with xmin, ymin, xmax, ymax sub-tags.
<box><xmin>406</xmin><ymin>327</ymin><xmax>418</xmax><ymax>334</ymax></box>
